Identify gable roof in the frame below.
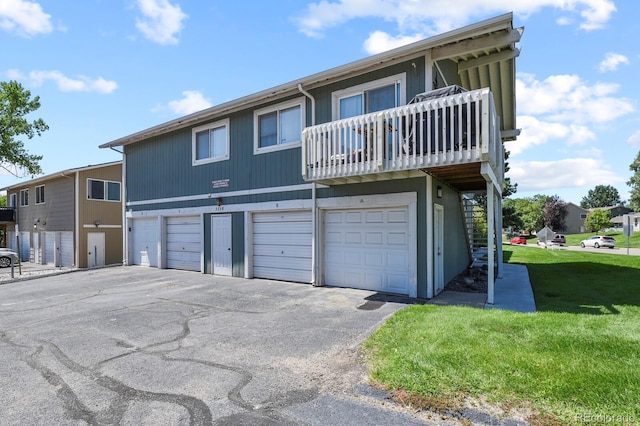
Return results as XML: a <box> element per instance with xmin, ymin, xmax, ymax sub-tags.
<box><xmin>100</xmin><ymin>12</ymin><xmax>522</xmax><ymax>149</ymax></box>
<box><xmin>0</xmin><ymin>161</ymin><xmax>122</xmax><ymax>192</ymax></box>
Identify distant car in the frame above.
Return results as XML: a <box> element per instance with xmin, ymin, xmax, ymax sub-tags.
<box><xmin>580</xmin><ymin>236</ymin><xmax>616</xmax><ymax>249</ymax></box>
<box><xmin>510</xmin><ymin>236</ymin><xmax>527</xmax><ymax>245</ymax></box>
<box><xmin>551</xmin><ymin>234</ymin><xmax>566</xmax><ymax>245</ymax></box>
<box><xmin>0</xmin><ymin>248</ymin><xmax>19</xmax><ymax>267</ymax></box>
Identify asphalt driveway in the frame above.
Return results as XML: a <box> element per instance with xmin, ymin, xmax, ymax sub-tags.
<box><xmin>0</xmin><ymin>267</ymin><xmax>433</xmax><ymax>425</ymax></box>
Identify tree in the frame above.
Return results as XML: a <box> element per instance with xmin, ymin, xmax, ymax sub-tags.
<box><xmin>628</xmin><ymin>151</ymin><xmax>640</xmax><ymax>212</ymax></box>
<box><xmin>511</xmin><ymin>195</ymin><xmax>546</xmax><ymax>233</ymax></box>
<box><xmin>542</xmin><ymin>195</ymin><xmax>568</xmax><ymax>231</ymax></box>
<box><xmin>584</xmin><ymin>209</ymin><xmax>611</xmax><ymax>232</ymax></box>
<box><xmin>0</xmin><ymin>80</ymin><xmax>48</xmax><ymax>176</ymax></box>
<box><xmin>502</xmin><ymin>198</ymin><xmax>523</xmax><ymax>235</ymax></box>
<box><xmin>580</xmin><ymin>185</ymin><xmax>622</xmax><ymax>209</ymax></box>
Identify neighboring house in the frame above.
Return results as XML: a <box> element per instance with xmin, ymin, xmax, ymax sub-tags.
<box><xmin>611</xmin><ymin>212</ymin><xmax>640</xmax><ymax>232</ymax></box>
<box><xmin>1</xmin><ymin>161</ymin><xmax>123</xmax><ymax>268</ymax></box>
<box><xmin>588</xmin><ymin>205</ymin><xmax>632</xmax><ymax>219</ymax></box>
<box><xmin>100</xmin><ymin>13</ymin><xmax>522</xmax><ymax>303</ymax></box>
<box><xmin>564</xmin><ymin>202</ymin><xmax>588</xmax><ymax>234</ymax></box>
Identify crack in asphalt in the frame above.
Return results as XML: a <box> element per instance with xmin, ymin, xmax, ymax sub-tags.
<box><xmin>1</xmin><ymin>290</ymin><xmax>321</xmax><ymax>426</ymax></box>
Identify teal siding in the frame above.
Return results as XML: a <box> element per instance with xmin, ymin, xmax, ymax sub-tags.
<box><xmin>432</xmin><ymin>180</ymin><xmax>471</xmax><ymax>284</ymax></box>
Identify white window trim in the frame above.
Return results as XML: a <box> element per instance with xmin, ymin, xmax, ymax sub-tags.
<box><xmin>35</xmin><ymin>185</ymin><xmax>45</xmax><ymax>205</ymax></box>
<box><xmin>331</xmin><ymin>73</ymin><xmax>407</xmax><ymax>120</ymax></box>
<box><xmin>19</xmin><ymin>189</ymin><xmax>29</xmax><ymax>207</ymax></box>
<box><xmin>9</xmin><ymin>193</ymin><xmax>17</xmax><ymax>208</ymax></box>
<box><xmin>253</xmin><ymin>97</ymin><xmax>305</xmax><ymax>155</ymax></box>
<box><xmin>192</xmin><ymin>118</ymin><xmax>230</xmax><ymax>166</ymax></box>
<box><xmin>87</xmin><ymin>179</ymin><xmax>121</xmax><ymax>202</ymax></box>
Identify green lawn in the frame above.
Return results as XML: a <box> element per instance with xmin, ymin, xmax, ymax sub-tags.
<box><xmin>504</xmin><ymin>230</ymin><xmax>640</xmax><ymax>249</ymax></box>
<box><xmin>363</xmin><ymin>246</ymin><xmax>640</xmax><ymax>425</ymax></box>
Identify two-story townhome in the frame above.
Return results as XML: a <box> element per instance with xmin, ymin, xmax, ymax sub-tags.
<box><xmin>101</xmin><ymin>13</ymin><xmax>522</xmax><ymax>302</ymax></box>
<box><xmin>1</xmin><ymin>161</ymin><xmax>123</xmax><ymax>268</ymax></box>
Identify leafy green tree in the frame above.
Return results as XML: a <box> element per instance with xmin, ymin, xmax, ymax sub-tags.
<box><xmin>0</xmin><ymin>194</ymin><xmax>6</xmax><ymax>207</ymax></box>
<box><xmin>628</xmin><ymin>151</ymin><xmax>640</xmax><ymax>211</ymax></box>
<box><xmin>580</xmin><ymin>185</ymin><xmax>622</xmax><ymax>209</ymax></box>
<box><xmin>511</xmin><ymin>194</ymin><xmax>546</xmax><ymax>233</ymax></box>
<box><xmin>502</xmin><ymin>198</ymin><xmax>523</xmax><ymax>234</ymax></box>
<box><xmin>584</xmin><ymin>209</ymin><xmax>611</xmax><ymax>232</ymax></box>
<box><xmin>0</xmin><ymin>80</ymin><xmax>48</xmax><ymax>176</ymax></box>
<box><xmin>543</xmin><ymin>195</ymin><xmax>568</xmax><ymax>231</ymax></box>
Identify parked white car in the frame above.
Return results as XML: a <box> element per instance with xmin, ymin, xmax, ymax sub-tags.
<box><xmin>0</xmin><ymin>248</ymin><xmax>19</xmax><ymax>267</ymax></box>
<box><xmin>579</xmin><ymin>236</ymin><xmax>616</xmax><ymax>249</ymax></box>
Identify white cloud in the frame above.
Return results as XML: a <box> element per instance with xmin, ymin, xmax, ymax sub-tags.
<box><xmin>294</xmin><ymin>0</ymin><xmax>616</xmax><ymax>41</ymax></box>
<box><xmin>0</xmin><ymin>0</ymin><xmax>52</xmax><ymax>37</ymax></box>
<box><xmin>135</xmin><ymin>0</ymin><xmax>187</xmax><ymax>45</ymax></box>
<box><xmin>166</xmin><ymin>90</ymin><xmax>212</xmax><ymax>115</ymax></box>
<box><xmin>599</xmin><ymin>52</ymin><xmax>630</xmax><ymax>72</ymax></box>
<box><xmin>516</xmin><ymin>73</ymin><xmax>634</xmax><ymax>124</ymax></box>
<box><xmin>628</xmin><ymin>130</ymin><xmax>640</xmax><ymax>147</ymax></box>
<box><xmin>507</xmin><ymin>158</ymin><xmax>625</xmax><ymax>191</ymax></box>
<box><xmin>363</xmin><ymin>31</ymin><xmax>423</xmax><ymax>55</ymax></box>
<box><xmin>12</xmin><ymin>69</ymin><xmax>117</xmax><ymax>93</ymax></box>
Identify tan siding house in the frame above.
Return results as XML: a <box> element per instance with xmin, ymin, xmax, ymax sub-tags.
<box><xmin>1</xmin><ymin>161</ymin><xmax>123</xmax><ymax>268</ymax></box>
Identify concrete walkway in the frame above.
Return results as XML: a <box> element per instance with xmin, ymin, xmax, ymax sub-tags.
<box><xmin>429</xmin><ymin>263</ymin><xmax>536</xmax><ymax>313</ymax></box>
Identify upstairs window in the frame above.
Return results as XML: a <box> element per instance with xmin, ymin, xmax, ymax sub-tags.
<box><xmin>332</xmin><ymin>74</ymin><xmax>406</xmax><ymax>120</ymax></box>
<box><xmin>88</xmin><ymin>179</ymin><xmax>121</xmax><ymax>202</ymax></box>
<box><xmin>254</xmin><ymin>98</ymin><xmax>304</xmax><ymax>154</ymax></box>
<box><xmin>35</xmin><ymin>185</ymin><xmax>45</xmax><ymax>204</ymax></box>
<box><xmin>192</xmin><ymin>119</ymin><xmax>229</xmax><ymax>165</ymax></box>
<box><xmin>20</xmin><ymin>189</ymin><xmax>28</xmax><ymax>206</ymax></box>
<box><xmin>9</xmin><ymin>193</ymin><xmax>17</xmax><ymax>208</ymax></box>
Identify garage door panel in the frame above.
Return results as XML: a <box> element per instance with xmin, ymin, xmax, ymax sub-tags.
<box><xmin>254</xmin><ymin>244</ymin><xmax>311</xmax><ymax>258</ymax></box>
<box><xmin>254</xmin><ymin>222</ymin><xmax>311</xmax><ymax>234</ymax></box>
<box><xmin>254</xmin><ymin>233</ymin><xmax>310</xmax><ymax>246</ymax></box>
<box><xmin>253</xmin><ymin>256</ymin><xmax>311</xmax><ymax>271</ymax></box>
<box><xmin>253</xmin><ymin>211</ymin><xmax>310</xmax><ymax>223</ymax></box>
<box><xmin>252</xmin><ymin>211</ymin><xmax>311</xmax><ymax>283</ymax></box>
<box><xmin>166</xmin><ymin>242</ymin><xmax>201</xmax><ymax>252</ymax></box>
<box><xmin>253</xmin><ymin>267</ymin><xmax>310</xmax><ymax>283</ymax></box>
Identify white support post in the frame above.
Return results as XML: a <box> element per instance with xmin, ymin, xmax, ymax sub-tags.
<box><xmin>376</xmin><ymin>116</ymin><xmax>384</xmax><ymax>170</ymax></box>
<box><xmin>487</xmin><ymin>182</ymin><xmax>495</xmax><ymax>304</ymax></box>
<box><xmin>426</xmin><ymin>175</ymin><xmax>434</xmax><ymax>299</ymax></box>
<box><xmin>497</xmin><ymin>194</ymin><xmax>504</xmax><ymax>278</ymax></box>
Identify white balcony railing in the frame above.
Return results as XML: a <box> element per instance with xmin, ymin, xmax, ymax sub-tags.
<box><xmin>302</xmin><ymin>88</ymin><xmax>502</xmax><ymax>184</ymax></box>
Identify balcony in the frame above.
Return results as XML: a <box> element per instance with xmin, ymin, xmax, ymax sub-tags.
<box><xmin>302</xmin><ymin>88</ymin><xmax>504</xmax><ymax>192</ymax></box>
<box><xmin>0</xmin><ymin>207</ymin><xmax>16</xmax><ymax>223</ymax></box>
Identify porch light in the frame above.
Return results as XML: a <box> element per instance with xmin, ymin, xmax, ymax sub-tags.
<box><xmin>437</xmin><ymin>186</ymin><xmax>443</xmax><ymax>198</ymax></box>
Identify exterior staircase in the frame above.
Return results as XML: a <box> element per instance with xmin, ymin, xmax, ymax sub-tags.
<box><xmin>461</xmin><ymin>194</ymin><xmax>489</xmax><ymax>266</ymax></box>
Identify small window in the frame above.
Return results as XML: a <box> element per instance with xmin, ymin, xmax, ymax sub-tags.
<box><xmin>580</xmin><ymin>214</ymin><xmax>587</xmax><ymax>219</ymax></box>
<box><xmin>35</xmin><ymin>185</ymin><xmax>45</xmax><ymax>204</ymax></box>
<box><xmin>9</xmin><ymin>193</ymin><xmax>17</xmax><ymax>208</ymax></box>
<box><xmin>254</xmin><ymin>98</ymin><xmax>305</xmax><ymax>154</ymax></box>
<box><xmin>87</xmin><ymin>179</ymin><xmax>121</xmax><ymax>202</ymax></box>
<box><xmin>20</xmin><ymin>189</ymin><xmax>28</xmax><ymax>206</ymax></box>
<box><xmin>192</xmin><ymin>119</ymin><xmax>229</xmax><ymax>165</ymax></box>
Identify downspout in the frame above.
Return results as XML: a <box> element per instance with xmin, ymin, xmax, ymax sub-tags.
<box><xmin>110</xmin><ymin>146</ymin><xmax>127</xmax><ymax>265</ymax></box>
<box><xmin>298</xmin><ymin>84</ymin><xmax>320</xmax><ymax>286</ymax></box>
<box><xmin>74</xmin><ymin>171</ymin><xmax>79</xmax><ymax>268</ymax></box>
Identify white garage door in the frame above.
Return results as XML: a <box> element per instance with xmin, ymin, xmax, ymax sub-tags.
<box><xmin>42</xmin><ymin>231</ymin><xmax>74</xmax><ymax>266</ymax></box>
<box><xmin>131</xmin><ymin>218</ymin><xmax>159</xmax><ymax>267</ymax></box>
<box><xmin>324</xmin><ymin>207</ymin><xmax>410</xmax><ymax>295</ymax></box>
<box><xmin>44</xmin><ymin>231</ymin><xmax>55</xmax><ymax>265</ymax></box>
<box><xmin>253</xmin><ymin>211</ymin><xmax>312</xmax><ymax>283</ymax></box>
<box><xmin>165</xmin><ymin>215</ymin><xmax>201</xmax><ymax>272</ymax></box>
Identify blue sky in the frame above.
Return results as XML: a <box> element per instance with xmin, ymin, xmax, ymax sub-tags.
<box><xmin>1</xmin><ymin>0</ymin><xmax>638</xmax><ymax>206</ymax></box>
